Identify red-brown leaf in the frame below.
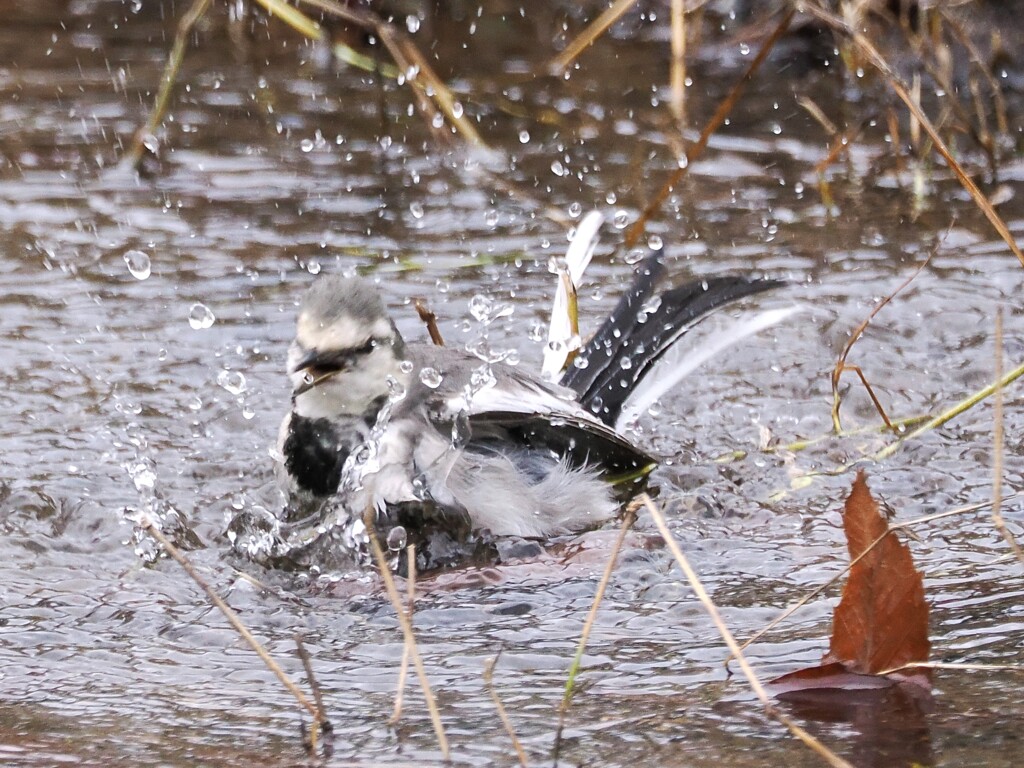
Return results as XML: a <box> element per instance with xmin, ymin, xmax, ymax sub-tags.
<box><xmin>769</xmin><ymin>471</ymin><xmax>931</xmax><ymax>695</ymax></box>
<box><xmin>825</xmin><ymin>471</ymin><xmax>930</xmax><ymax>686</ymax></box>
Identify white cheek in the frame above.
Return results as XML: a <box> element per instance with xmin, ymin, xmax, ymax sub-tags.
<box><xmin>292</xmin><ymin>347</ymin><xmax>404</xmax><ymax>420</ymax></box>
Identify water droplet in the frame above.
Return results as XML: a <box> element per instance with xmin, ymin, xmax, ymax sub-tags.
<box><xmin>242</xmin><ymin>405</ymin><xmax>255</xmax><ymax>420</ymax></box>
<box><xmin>605</xmin><ymin>191</ymin><xmax>617</xmax><ymax>204</ymax></box>
<box><xmin>123</xmin><ymin>249</ymin><xmax>151</xmax><ymax>280</ymax></box>
<box><xmin>127</xmin><ymin>460</ymin><xmax>157</xmax><ymax>492</ymax></box>
<box><xmin>188</xmin><ymin>303</ymin><xmax>215</xmax><ymax>329</ymax></box>
<box><xmin>451</xmin><ymin>101</ymin><xmax>464</xmax><ymax>119</ymax></box>
<box><xmin>550</xmin><ymin>159</ymin><xmax>566</xmax><ymax>177</ymax></box>
<box><xmin>484</xmin><ymin>209</ymin><xmax>500</xmax><ymax>227</ymax></box>
<box><xmin>188</xmin><ymin>395</ymin><xmax>202</xmax><ymax>412</ymax></box>
<box><xmin>469</xmin><ymin>294</ymin><xmax>493</xmax><ymax>322</ymax></box>
<box><xmin>518</xmin><ymin>129</ymin><xmax>530</xmax><ymax>144</ymax></box>
<box><xmin>613</xmin><ymin>210</ymin><xmax>630</xmax><ymax>229</ymax></box>
<box><xmin>624</xmin><ymin>247</ymin><xmax>646</xmax><ymax>265</ymax></box>
<box><xmin>217</xmin><ymin>370</ymin><xmax>247</xmax><ymax>395</ymax></box>
<box><xmin>739</xmin><ymin>43</ymin><xmax>750</xmax><ymax>55</ymax></box>
<box><xmin>567</xmin><ymin>202</ymin><xmax>582</xmax><ymax>218</ymax></box>
<box><xmin>387</xmin><ymin>525</ymin><xmax>408</xmax><ymax>551</ymax></box>
<box><xmin>399</xmin><ymin>359</ymin><xmax>415</xmax><ymax>374</ymax></box>
<box><xmin>300</xmin><ymin>138</ymin><xmax>315</xmax><ymax>152</ymax></box>
<box><xmin>410</xmin><ymin>202</ymin><xmax>425</xmax><ymax>219</ymax></box>
<box><xmin>647</xmin><ymin>235</ymin><xmax>663</xmax><ymax>251</ymax></box>
<box><xmin>419</xmin><ymin>367</ymin><xmax>443</xmax><ymax>388</ymax></box>
<box><xmin>770</xmin><ymin>122</ymin><xmax>782</xmax><ymax>135</ymax></box>
<box><xmin>405</xmin><ymin>15</ymin><xmax>420</xmax><ymax>33</ymax></box>
<box><xmin>387</xmin><ymin>375</ymin><xmax>407</xmax><ymax>402</ymax></box>
<box><xmin>306</xmin><ymin>260</ymin><xmax>321</xmax><ymax>275</ymax></box>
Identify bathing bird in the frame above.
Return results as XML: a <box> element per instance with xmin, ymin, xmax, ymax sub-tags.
<box><xmin>277</xmin><ymin>260</ymin><xmax>783</xmax><ymax>548</ymax></box>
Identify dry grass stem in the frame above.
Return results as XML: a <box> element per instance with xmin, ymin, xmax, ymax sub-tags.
<box><xmin>126</xmin><ymin>0</ymin><xmax>213</xmax><ymax>168</ymax></box>
<box><xmin>625</xmin><ymin>7</ymin><xmax>795</xmax><ymax>248</ymax></box>
<box><xmin>295</xmin><ymin>0</ymin><xmax>484</xmax><ymax>147</ymax></box>
<box><xmin>729</xmin><ymin>499</ymin><xmax>1007</xmax><ymax>663</ymax></box>
<box><xmin>990</xmin><ymin>308</ymin><xmax>1024</xmax><ymax>565</ymax></box>
<box><xmin>483</xmin><ymin>653</ymin><xmax>529</xmax><ymax>767</ymax></box>
<box><xmin>876</xmin><ymin>661</ymin><xmax>1024</xmax><ymax>676</ymax></box>
<box><xmin>831</xmin><ymin>250</ymin><xmax>934</xmax><ymax>433</ymax></box>
<box><xmin>363</xmin><ymin>511</ymin><xmax>449</xmax><ymax>759</ymax></box>
<box><xmin>670</xmin><ymin>0</ymin><xmax>687</xmax><ymax>123</ymax></box>
<box><xmin>940</xmin><ymin>10</ymin><xmax>1009</xmax><ymax>137</ymax></box>
<box><xmin>553</xmin><ymin>507</ymin><xmax>635</xmax><ymax>759</ymax></box>
<box><xmin>871</xmin><ymin>358</ymin><xmax>1024</xmax><ymax>463</ymax></box>
<box><xmin>640</xmin><ymin>495</ymin><xmax>852</xmax><ymax>768</ymax></box>
<box><xmin>550</xmin><ymin>0</ymin><xmax>639</xmax><ymax>73</ymax></box>
<box><xmin>390</xmin><ymin>543</ymin><xmax>417</xmax><ymax>725</ymax></box>
<box><xmin>295</xmin><ymin>636</ymin><xmax>331</xmax><ymax>754</ymax></box>
<box><xmin>415</xmin><ymin>302</ymin><xmax>445</xmax><ymax>347</ymax></box>
<box><xmin>140</xmin><ymin>517</ymin><xmax>323</xmax><ymax>724</ymax></box>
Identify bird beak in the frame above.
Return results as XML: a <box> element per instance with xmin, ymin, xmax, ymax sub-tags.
<box><xmin>291</xmin><ymin>348</ymin><xmax>340</xmax><ymax>396</ymax></box>
<box><xmin>291</xmin><ymin>348</ymin><xmax>321</xmax><ymax>374</ymax></box>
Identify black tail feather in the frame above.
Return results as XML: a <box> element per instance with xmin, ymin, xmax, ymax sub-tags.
<box><xmin>560</xmin><ymin>257</ymin><xmax>781</xmax><ymax>425</ymax></box>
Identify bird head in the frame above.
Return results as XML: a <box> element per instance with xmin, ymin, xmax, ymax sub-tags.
<box><xmin>287</xmin><ymin>275</ymin><xmax>408</xmax><ymax>419</ymax></box>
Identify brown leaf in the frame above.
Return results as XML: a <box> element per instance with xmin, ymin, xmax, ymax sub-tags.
<box><xmin>825</xmin><ymin>471</ymin><xmax>930</xmax><ymax>686</ymax></box>
<box><xmin>769</xmin><ymin>471</ymin><xmax>931</xmax><ymax>695</ymax></box>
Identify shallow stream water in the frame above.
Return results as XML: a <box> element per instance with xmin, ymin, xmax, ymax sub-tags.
<box><xmin>2</xmin><ymin>1</ymin><xmax>1023</xmax><ymax>765</ymax></box>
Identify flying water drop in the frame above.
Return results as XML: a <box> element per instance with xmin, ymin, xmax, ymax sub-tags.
<box><xmin>419</xmin><ymin>367</ymin><xmax>443</xmax><ymax>388</ymax></box>
<box><xmin>188</xmin><ymin>303</ymin><xmax>215</xmax><ymax>329</ymax></box>
<box><xmin>123</xmin><ymin>249</ymin><xmax>151</xmax><ymax>280</ymax></box>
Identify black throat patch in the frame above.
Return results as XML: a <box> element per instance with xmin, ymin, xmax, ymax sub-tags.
<box><xmin>282</xmin><ymin>395</ymin><xmax>388</xmax><ymax>497</ymax></box>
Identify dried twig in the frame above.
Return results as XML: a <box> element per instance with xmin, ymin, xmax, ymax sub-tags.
<box><xmin>877</xmin><ymin>661</ymin><xmax>1024</xmax><ymax>676</ymax></box>
<box><xmin>484</xmin><ymin>652</ymin><xmax>529</xmax><ymax>767</ymax></box>
<box><xmin>295</xmin><ymin>636</ymin><xmax>332</xmax><ymax>755</ymax></box>
<box><xmin>125</xmin><ymin>0</ymin><xmax>213</xmax><ymax>168</ymax></box>
<box><xmin>990</xmin><ymin>308</ymin><xmax>1024</xmax><ymax>565</ymax></box>
<box><xmin>640</xmin><ymin>495</ymin><xmax>852</xmax><ymax>768</ymax></box>
<box><xmin>389</xmin><ymin>543</ymin><xmax>417</xmax><ymax>724</ymax></box>
<box><xmin>550</xmin><ymin>0</ymin><xmax>639</xmax><ymax>73</ymax></box>
<box><xmin>414</xmin><ymin>302</ymin><xmax>445</xmax><ymax>347</ymax></box>
<box><xmin>363</xmin><ymin>510</ymin><xmax>449</xmax><ymax>758</ymax></box>
<box><xmin>670</xmin><ymin>0</ymin><xmax>687</xmax><ymax>124</ymax></box>
<box><xmin>552</xmin><ymin>507</ymin><xmax>635</xmax><ymax>761</ymax></box>
<box><xmin>830</xmin><ymin>249</ymin><xmax>933</xmax><ymax>434</ymax></box>
<box><xmin>870</xmin><ymin>359</ymin><xmax>1024</xmax><ymax>463</ymax></box>
<box><xmin>800</xmin><ymin>2</ymin><xmax>1024</xmax><ymax>268</ymax></box>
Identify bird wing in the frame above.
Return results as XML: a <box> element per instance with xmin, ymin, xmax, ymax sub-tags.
<box><xmin>409</xmin><ymin>344</ymin><xmax>656</xmax><ymax>483</ymax></box>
